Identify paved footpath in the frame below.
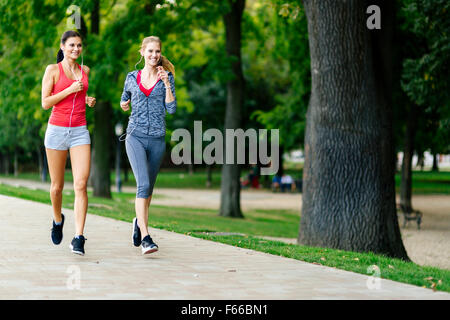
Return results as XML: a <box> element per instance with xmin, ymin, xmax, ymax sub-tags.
<box><xmin>0</xmin><ymin>195</ymin><xmax>449</xmax><ymax>299</ymax></box>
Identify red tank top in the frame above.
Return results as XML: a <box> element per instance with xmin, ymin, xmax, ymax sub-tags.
<box><xmin>49</xmin><ymin>62</ymin><xmax>89</xmax><ymax>127</ymax></box>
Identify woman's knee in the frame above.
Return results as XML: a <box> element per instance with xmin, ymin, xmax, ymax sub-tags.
<box><xmin>136</xmin><ymin>182</ymin><xmax>150</xmax><ymax>198</ymax></box>
<box><xmin>50</xmin><ymin>182</ymin><xmax>64</xmax><ymax>197</ymax></box>
<box><xmin>73</xmin><ymin>179</ymin><xmax>88</xmax><ymax>194</ymax></box>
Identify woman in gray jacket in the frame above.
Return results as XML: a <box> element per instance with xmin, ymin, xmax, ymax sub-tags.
<box><xmin>120</xmin><ymin>36</ymin><xmax>176</xmax><ymax>254</ymax></box>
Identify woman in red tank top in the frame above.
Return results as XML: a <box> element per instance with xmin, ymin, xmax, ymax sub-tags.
<box><xmin>41</xmin><ymin>31</ymin><xmax>96</xmax><ymax>256</ymax></box>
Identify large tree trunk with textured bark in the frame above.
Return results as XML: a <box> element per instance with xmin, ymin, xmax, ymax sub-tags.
<box><xmin>298</xmin><ymin>0</ymin><xmax>409</xmax><ymax>260</ymax></box>
<box><xmin>220</xmin><ymin>0</ymin><xmax>245</xmax><ymax>218</ymax></box>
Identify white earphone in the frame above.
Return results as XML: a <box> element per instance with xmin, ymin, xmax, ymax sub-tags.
<box><xmin>55</xmin><ymin>53</ymin><xmax>84</xmax><ymax>149</ymax></box>
<box><xmin>68</xmin><ymin>53</ymin><xmax>84</xmax><ymax>129</ymax></box>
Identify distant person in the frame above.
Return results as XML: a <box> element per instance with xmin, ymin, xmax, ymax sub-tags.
<box><xmin>41</xmin><ymin>30</ymin><xmax>96</xmax><ymax>256</ymax></box>
<box><xmin>120</xmin><ymin>36</ymin><xmax>177</xmax><ymax>255</ymax></box>
<box><xmin>247</xmin><ymin>164</ymin><xmax>260</xmax><ymax>188</ymax></box>
<box><xmin>281</xmin><ymin>174</ymin><xmax>295</xmax><ymax>192</ymax></box>
<box><xmin>271</xmin><ymin>175</ymin><xmax>282</xmax><ymax>192</ymax></box>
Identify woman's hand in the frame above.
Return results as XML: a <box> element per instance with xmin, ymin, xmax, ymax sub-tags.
<box><xmin>68</xmin><ymin>80</ymin><xmax>84</xmax><ymax>94</ymax></box>
<box><xmin>86</xmin><ymin>96</ymin><xmax>96</xmax><ymax>108</ymax></box>
<box><xmin>157</xmin><ymin>66</ymin><xmax>169</xmax><ymax>86</ymax></box>
<box><xmin>120</xmin><ymin>99</ymin><xmax>131</xmax><ymax>111</ymax></box>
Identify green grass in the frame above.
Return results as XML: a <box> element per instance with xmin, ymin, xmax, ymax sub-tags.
<box><xmin>0</xmin><ymin>182</ymin><xmax>448</xmax><ymax>293</ymax></box>
<box><xmin>2</xmin><ymin>168</ymin><xmax>449</xmax><ymax>194</ymax></box>
<box><xmin>0</xmin><ymin>183</ymin><xmax>299</xmax><ymax>238</ymax></box>
<box><xmin>394</xmin><ymin>171</ymin><xmax>450</xmax><ymax>194</ymax></box>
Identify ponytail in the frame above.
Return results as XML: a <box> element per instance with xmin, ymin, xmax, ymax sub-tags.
<box><xmin>161</xmin><ymin>55</ymin><xmax>175</xmax><ymax>78</ymax></box>
<box><xmin>140</xmin><ymin>36</ymin><xmax>176</xmax><ymax>78</ymax></box>
<box><xmin>56</xmin><ymin>48</ymin><xmax>64</xmax><ymax>63</ymax></box>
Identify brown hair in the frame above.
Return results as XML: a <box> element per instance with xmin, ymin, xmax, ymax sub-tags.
<box><xmin>57</xmin><ymin>30</ymin><xmax>82</xmax><ymax>63</ymax></box>
<box><xmin>140</xmin><ymin>36</ymin><xmax>175</xmax><ymax>78</ymax></box>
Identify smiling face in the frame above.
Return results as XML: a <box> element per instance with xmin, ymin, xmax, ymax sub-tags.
<box><xmin>61</xmin><ymin>36</ymin><xmax>82</xmax><ymax>60</ymax></box>
<box><xmin>141</xmin><ymin>41</ymin><xmax>161</xmax><ymax>68</ymax></box>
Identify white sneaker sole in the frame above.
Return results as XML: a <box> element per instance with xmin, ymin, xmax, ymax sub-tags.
<box><xmin>141</xmin><ymin>246</ymin><xmax>158</xmax><ymax>255</ymax></box>
<box><xmin>70</xmin><ymin>244</ymin><xmax>85</xmax><ymax>256</ymax></box>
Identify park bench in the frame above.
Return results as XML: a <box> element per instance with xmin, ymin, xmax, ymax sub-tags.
<box><xmin>397</xmin><ymin>204</ymin><xmax>423</xmax><ymax>230</ymax></box>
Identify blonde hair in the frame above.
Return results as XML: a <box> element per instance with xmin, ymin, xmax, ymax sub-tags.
<box><xmin>140</xmin><ymin>36</ymin><xmax>175</xmax><ymax>78</ymax></box>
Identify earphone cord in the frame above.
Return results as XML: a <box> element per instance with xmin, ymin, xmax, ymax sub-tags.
<box><xmin>55</xmin><ymin>55</ymin><xmax>84</xmax><ymax>149</ymax></box>
<box><xmin>118</xmin><ymin>55</ymin><xmax>143</xmax><ymax>142</ymax></box>
<box><xmin>71</xmin><ymin>54</ymin><xmax>83</xmax><ymax>126</ymax></box>
<box><xmin>118</xmin><ymin>56</ymin><xmax>163</xmax><ymax>142</ymax></box>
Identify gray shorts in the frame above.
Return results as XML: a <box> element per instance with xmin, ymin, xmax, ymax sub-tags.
<box><xmin>44</xmin><ymin>124</ymin><xmax>91</xmax><ymax>150</ymax></box>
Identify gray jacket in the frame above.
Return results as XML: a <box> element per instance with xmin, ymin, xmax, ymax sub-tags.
<box><xmin>121</xmin><ymin>70</ymin><xmax>176</xmax><ymax>137</ymax></box>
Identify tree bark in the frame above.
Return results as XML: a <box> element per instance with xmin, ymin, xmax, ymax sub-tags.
<box><xmin>298</xmin><ymin>0</ymin><xmax>409</xmax><ymax>260</ymax></box>
<box><xmin>432</xmin><ymin>153</ymin><xmax>439</xmax><ymax>172</ymax></box>
<box><xmin>91</xmin><ymin>101</ymin><xmax>113</xmax><ymax>198</ymax></box>
<box><xmin>206</xmin><ymin>164</ymin><xmax>212</xmax><ymax>188</ymax></box>
<box><xmin>416</xmin><ymin>151</ymin><xmax>424</xmax><ymax>171</ymax></box>
<box><xmin>37</xmin><ymin>146</ymin><xmax>43</xmax><ymax>179</ymax></box>
<box><xmin>400</xmin><ymin>104</ymin><xmax>418</xmax><ymax>213</ymax></box>
<box><xmin>220</xmin><ymin>0</ymin><xmax>246</xmax><ymax>218</ymax></box>
<box><xmin>13</xmin><ymin>149</ymin><xmax>18</xmax><ymax>177</ymax></box>
<box><xmin>91</xmin><ymin>0</ymin><xmax>100</xmax><ymax>34</ymax></box>
<box><xmin>90</xmin><ymin>0</ymin><xmax>113</xmax><ymax>198</ymax></box>
<box><xmin>37</xmin><ymin>145</ymin><xmax>48</xmax><ymax>182</ymax></box>
<box><xmin>3</xmin><ymin>153</ymin><xmax>9</xmax><ymax>175</ymax></box>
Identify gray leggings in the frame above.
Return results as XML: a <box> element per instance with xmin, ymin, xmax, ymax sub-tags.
<box><xmin>125</xmin><ymin>130</ymin><xmax>166</xmax><ymax>198</ymax></box>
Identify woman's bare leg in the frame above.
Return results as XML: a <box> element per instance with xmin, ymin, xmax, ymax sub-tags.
<box><xmin>69</xmin><ymin>144</ymin><xmax>90</xmax><ymax>236</ymax></box>
<box><xmin>46</xmin><ymin>148</ymin><xmax>68</xmax><ymax>223</ymax></box>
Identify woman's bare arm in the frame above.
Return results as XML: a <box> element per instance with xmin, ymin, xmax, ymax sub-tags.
<box><xmin>41</xmin><ymin>64</ymin><xmax>82</xmax><ymax>110</ymax></box>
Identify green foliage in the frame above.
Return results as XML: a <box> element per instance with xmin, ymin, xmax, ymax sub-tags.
<box><xmin>0</xmin><ymin>0</ymin><xmax>448</xmax><ymax>175</ymax></box>
<box><xmin>400</xmin><ymin>0</ymin><xmax>450</xmax><ymax>154</ymax></box>
<box><xmin>249</xmin><ymin>0</ymin><xmax>310</xmax><ymax>149</ymax></box>
<box><xmin>0</xmin><ymin>0</ymin><xmax>64</xmax><ymax>160</ymax></box>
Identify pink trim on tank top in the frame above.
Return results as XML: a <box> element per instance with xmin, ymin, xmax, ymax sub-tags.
<box><xmin>137</xmin><ymin>70</ymin><xmax>159</xmax><ymax>96</ymax></box>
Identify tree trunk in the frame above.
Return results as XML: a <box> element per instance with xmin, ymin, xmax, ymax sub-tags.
<box><xmin>220</xmin><ymin>0</ymin><xmax>245</xmax><ymax>218</ymax></box>
<box><xmin>298</xmin><ymin>0</ymin><xmax>409</xmax><ymax>260</ymax></box>
<box><xmin>400</xmin><ymin>104</ymin><xmax>418</xmax><ymax>213</ymax></box>
<box><xmin>37</xmin><ymin>146</ymin><xmax>48</xmax><ymax>182</ymax></box>
<box><xmin>37</xmin><ymin>146</ymin><xmax>42</xmax><ymax>178</ymax></box>
<box><xmin>416</xmin><ymin>151</ymin><xmax>424</xmax><ymax>171</ymax></box>
<box><xmin>91</xmin><ymin>0</ymin><xmax>100</xmax><ymax>34</ymax></box>
<box><xmin>90</xmin><ymin>0</ymin><xmax>112</xmax><ymax>198</ymax></box>
<box><xmin>92</xmin><ymin>101</ymin><xmax>113</xmax><ymax>198</ymax></box>
<box><xmin>13</xmin><ymin>149</ymin><xmax>18</xmax><ymax>177</ymax></box>
<box><xmin>432</xmin><ymin>153</ymin><xmax>439</xmax><ymax>172</ymax></box>
<box><xmin>3</xmin><ymin>153</ymin><xmax>9</xmax><ymax>175</ymax></box>
<box><xmin>206</xmin><ymin>164</ymin><xmax>212</xmax><ymax>188</ymax></box>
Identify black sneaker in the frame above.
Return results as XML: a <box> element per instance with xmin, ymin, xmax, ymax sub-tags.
<box><xmin>141</xmin><ymin>235</ymin><xmax>158</xmax><ymax>255</ymax></box>
<box><xmin>51</xmin><ymin>213</ymin><xmax>65</xmax><ymax>245</ymax></box>
<box><xmin>70</xmin><ymin>235</ymin><xmax>86</xmax><ymax>256</ymax></box>
<box><xmin>132</xmin><ymin>217</ymin><xmax>141</xmax><ymax>247</ymax></box>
